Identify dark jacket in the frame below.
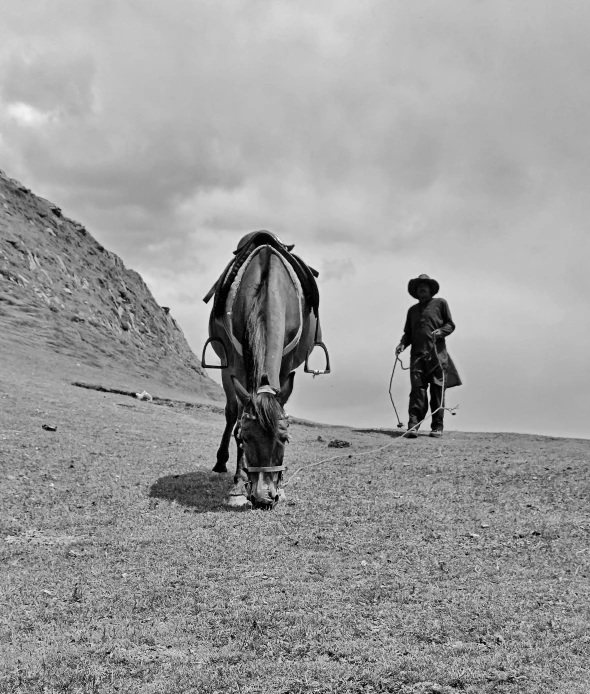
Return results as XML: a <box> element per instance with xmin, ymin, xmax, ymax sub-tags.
<box><xmin>400</xmin><ymin>297</ymin><xmax>461</xmax><ymax>388</ymax></box>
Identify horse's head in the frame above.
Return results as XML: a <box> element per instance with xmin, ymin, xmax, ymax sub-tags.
<box><xmin>232</xmin><ymin>374</ymin><xmax>295</xmax><ymax>508</ymax></box>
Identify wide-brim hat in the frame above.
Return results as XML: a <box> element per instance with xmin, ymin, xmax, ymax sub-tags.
<box><xmin>408</xmin><ymin>274</ymin><xmax>439</xmax><ymax>299</ymax></box>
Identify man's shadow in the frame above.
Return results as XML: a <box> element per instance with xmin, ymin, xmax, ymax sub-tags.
<box><xmin>149</xmin><ymin>469</ymin><xmax>236</xmax><ymax>513</ymax></box>
<box><xmin>353</xmin><ymin>428</ymin><xmax>409</xmax><ymax>438</ymax></box>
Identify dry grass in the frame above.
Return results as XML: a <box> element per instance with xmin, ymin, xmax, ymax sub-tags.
<box><xmin>1</xmin><ymin>346</ymin><xmax>589</xmax><ymax>693</ymax></box>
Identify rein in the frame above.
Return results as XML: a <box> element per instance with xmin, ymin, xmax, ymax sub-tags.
<box><xmin>244</xmin><ymin>465</ymin><xmax>287</xmax><ymax>473</ymax></box>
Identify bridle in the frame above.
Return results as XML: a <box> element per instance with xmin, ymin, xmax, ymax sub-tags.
<box><xmin>238</xmin><ymin>407</ymin><xmax>288</xmax><ymax>505</ymax></box>
<box><xmin>236</xmin><ymin>387</ymin><xmax>290</xmax><ymax>478</ymax></box>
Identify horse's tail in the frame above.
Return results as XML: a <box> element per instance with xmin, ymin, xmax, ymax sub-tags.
<box><xmin>244</xmin><ymin>285</ymin><xmax>266</xmax><ymax>391</ymax></box>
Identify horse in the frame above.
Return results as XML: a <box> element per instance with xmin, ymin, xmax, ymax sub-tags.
<box><xmin>203</xmin><ymin>232</ymin><xmax>328</xmax><ymax>508</ymax></box>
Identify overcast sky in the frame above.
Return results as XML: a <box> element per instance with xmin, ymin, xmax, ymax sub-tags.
<box><xmin>1</xmin><ymin>0</ymin><xmax>589</xmax><ymax>438</ymax></box>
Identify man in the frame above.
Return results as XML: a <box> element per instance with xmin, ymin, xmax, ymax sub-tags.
<box><xmin>395</xmin><ymin>274</ymin><xmax>461</xmax><ymax>438</ymax></box>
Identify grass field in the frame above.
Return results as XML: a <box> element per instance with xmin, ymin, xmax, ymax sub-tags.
<box><xmin>1</xmin><ymin>343</ymin><xmax>589</xmax><ymax>693</ymax></box>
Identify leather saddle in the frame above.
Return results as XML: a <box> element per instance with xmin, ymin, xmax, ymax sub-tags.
<box><xmin>203</xmin><ymin>230</ymin><xmax>320</xmax><ymax>319</ymax></box>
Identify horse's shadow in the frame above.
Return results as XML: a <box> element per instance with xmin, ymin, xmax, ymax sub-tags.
<box><xmin>149</xmin><ymin>469</ymin><xmax>237</xmax><ymax>513</ymax></box>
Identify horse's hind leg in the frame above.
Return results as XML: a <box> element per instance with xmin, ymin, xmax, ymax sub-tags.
<box><xmin>212</xmin><ymin>385</ymin><xmax>238</xmax><ymax>473</ymax></box>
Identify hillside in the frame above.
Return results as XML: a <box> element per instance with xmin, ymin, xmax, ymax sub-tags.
<box><xmin>0</xmin><ymin>168</ymin><xmax>221</xmax><ymax>400</ymax></box>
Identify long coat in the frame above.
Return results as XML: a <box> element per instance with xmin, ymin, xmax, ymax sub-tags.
<box><xmin>400</xmin><ymin>297</ymin><xmax>462</xmax><ymax>389</ymax></box>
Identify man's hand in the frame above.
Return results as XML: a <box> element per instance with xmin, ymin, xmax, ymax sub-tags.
<box><xmin>395</xmin><ymin>343</ymin><xmax>405</xmax><ymax>356</ymax></box>
<box><xmin>432</xmin><ymin>329</ymin><xmax>442</xmax><ymax>340</ymax></box>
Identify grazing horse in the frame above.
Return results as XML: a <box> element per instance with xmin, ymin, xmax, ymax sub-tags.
<box><xmin>203</xmin><ymin>233</ymin><xmax>327</xmax><ymax>508</ymax></box>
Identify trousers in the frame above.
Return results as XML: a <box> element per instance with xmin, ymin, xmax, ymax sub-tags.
<box><xmin>408</xmin><ymin>364</ymin><xmax>445</xmax><ymax>431</ymax></box>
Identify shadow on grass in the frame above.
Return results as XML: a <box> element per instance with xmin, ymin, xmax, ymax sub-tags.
<box><xmin>149</xmin><ymin>470</ymin><xmax>237</xmax><ymax>513</ymax></box>
<box><xmin>353</xmin><ymin>428</ymin><xmax>410</xmax><ymax>438</ymax></box>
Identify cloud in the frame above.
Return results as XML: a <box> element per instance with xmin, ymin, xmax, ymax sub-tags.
<box><xmin>6</xmin><ymin>102</ymin><xmax>52</xmax><ymax>127</ymax></box>
<box><xmin>321</xmin><ymin>257</ymin><xmax>356</xmax><ymax>282</ymax></box>
<box><xmin>2</xmin><ymin>0</ymin><xmax>590</xmax><ymax>249</ymax></box>
<box><xmin>2</xmin><ymin>51</ymin><xmax>96</xmax><ymax>118</ymax></box>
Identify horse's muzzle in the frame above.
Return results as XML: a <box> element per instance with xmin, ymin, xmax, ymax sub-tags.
<box><xmin>247</xmin><ymin>472</ymin><xmax>281</xmax><ymax>509</ymax></box>
<box><xmin>250</xmin><ymin>495</ymin><xmax>280</xmax><ymax>510</ymax></box>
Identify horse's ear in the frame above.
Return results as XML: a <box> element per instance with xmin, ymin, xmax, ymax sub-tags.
<box><xmin>277</xmin><ymin>372</ymin><xmax>296</xmax><ymax>407</ymax></box>
<box><xmin>231</xmin><ymin>377</ymin><xmax>251</xmax><ymax>407</ymax></box>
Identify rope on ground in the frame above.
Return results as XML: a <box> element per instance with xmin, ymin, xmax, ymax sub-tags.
<box><xmin>284</xmin><ymin>340</ymin><xmax>459</xmax><ymax>487</ymax></box>
<box><xmin>283</xmin><ymin>401</ymin><xmax>458</xmax><ymax>487</ymax></box>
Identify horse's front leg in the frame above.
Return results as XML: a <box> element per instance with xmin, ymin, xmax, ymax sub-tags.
<box><xmin>233</xmin><ymin>420</ymin><xmax>247</xmax><ymax>485</ymax></box>
<box><xmin>212</xmin><ymin>397</ymin><xmax>237</xmax><ymax>473</ymax></box>
<box><xmin>226</xmin><ymin>417</ymin><xmax>250</xmax><ymax>507</ymax></box>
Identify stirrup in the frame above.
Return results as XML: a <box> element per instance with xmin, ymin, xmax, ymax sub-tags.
<box><xmin>201</xmin><ymin>337</ymin><xmax>228</xmax><ymax>369</ymax></box>
<box><xmin>304</xmin><ymin>341</ymin><xmax>331</xmax><ymax>376</ymax></box>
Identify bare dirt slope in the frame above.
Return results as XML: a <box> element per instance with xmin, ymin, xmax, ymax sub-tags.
<box><xmin>0</xmin><ymin>168</ymin><xmax>221</xmax><ymax>401</ymax></box>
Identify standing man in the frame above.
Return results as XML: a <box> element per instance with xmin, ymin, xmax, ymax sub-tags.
<box><xmin>395</xmin><ymin>274</ymin><xmax>461</xmax><ymax>438</ymax></box>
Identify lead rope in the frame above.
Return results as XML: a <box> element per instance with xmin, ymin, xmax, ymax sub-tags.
<box><xmin>284</xmin><ymin>340</ymin><xmax>458</xmax><ymax>488</ymax></box>
<box><xmin>388</xmin><ymin>353</ymin><xmax>411</xmax><ymax>428</ymax></box>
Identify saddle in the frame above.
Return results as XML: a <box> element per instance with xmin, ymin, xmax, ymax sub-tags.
<box><xmin>203</xmin><ymin>230</ymin><xmax>320</xmax><ymax>319</ymax></box>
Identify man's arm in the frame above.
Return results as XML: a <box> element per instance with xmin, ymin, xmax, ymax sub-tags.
<box><xmin>433</xmin><ymin>299</ymin><xmax>455</xmax><ymax>340</ymax></box>
<box><xmin>396</xmin><ymin>309</ymin><xmax>412</xmax><ymax>354</ymax></box>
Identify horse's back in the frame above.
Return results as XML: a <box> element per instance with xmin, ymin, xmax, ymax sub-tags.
<box><xmin>209</xmin><ymin>243</ymin><xmax>317</xmax><ymax>379</ymax></box>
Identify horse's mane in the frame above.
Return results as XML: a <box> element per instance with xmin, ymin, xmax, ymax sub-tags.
<box><xmin>243</xmin><ymin>284</ymin><xmax>283</xmax><ymax>434</ymax></box>
<box><xmin>252</xmin><ymin>392</ymin><xmax>282</xmax><ymax>434</ymax></box>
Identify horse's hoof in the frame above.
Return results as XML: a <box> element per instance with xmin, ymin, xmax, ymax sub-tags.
<box><xmin>226</xmin><ymin>495</ymin><xmax>248</xmax><ymax>507</ymax></box>
<box><xmin>212</xmin><ymin>463</ymin><xmax>227</xmax><ymax>473</ymax></box>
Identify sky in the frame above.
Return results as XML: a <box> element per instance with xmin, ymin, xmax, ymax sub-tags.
<box><xmin>1</xmin><ymin>0</ymin><xmax>589</xmax><ymax>439</ymax></box>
